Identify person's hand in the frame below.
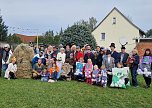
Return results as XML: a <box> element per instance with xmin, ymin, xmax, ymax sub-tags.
<box><xmin>130</xmin><ymin>60</ymin><xmax>133</xmax><ymax>63</ymax></box>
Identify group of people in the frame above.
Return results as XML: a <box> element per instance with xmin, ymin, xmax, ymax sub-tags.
<box><xmin>0</xmin><ymin>42</ymin><xmax>152</xmax><ymax>88</ymax></box>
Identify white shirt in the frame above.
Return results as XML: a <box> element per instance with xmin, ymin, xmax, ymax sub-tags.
<box><xmin>57</xmin><ymin>52</ymin><xmax>66</xmax><ymax>63</ymax></box>
<box><xmin>108</xmin><ymin>57</ymin><xmax>111</xmax><ymax>64</ymax></box>
<box><xmin>4</xmin><ymin>63</ymin><xmax>17</xmax><ymax>78</ymax></box>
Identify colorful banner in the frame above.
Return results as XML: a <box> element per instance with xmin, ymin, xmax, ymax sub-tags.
<box><xmin>110</xmin><ymin>67</ymin><xmax>129</xmax><ymax>88</ymax></box>
<box><xmin>74</xmin><ymin>62</ymin><xmax>85</xmax><ymax>76</ymax></box>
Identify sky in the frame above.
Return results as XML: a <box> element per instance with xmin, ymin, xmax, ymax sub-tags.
<box><xmin>0</xmin><ymin>0</ymin><xmax>152</xmax><ymax>36</ymax></box>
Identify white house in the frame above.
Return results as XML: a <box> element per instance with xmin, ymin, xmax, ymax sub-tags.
<box><xmin>92</xmin><ymin>7</ymin><xmax>145</xmax><ymax>52</ymax></box>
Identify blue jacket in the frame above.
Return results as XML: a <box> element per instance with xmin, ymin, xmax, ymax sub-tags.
<box><xmin>111</xmin><ymin>51</ymin><xmax>120</xmax><ymax>64</ymax></box>
<box><xmin>130</xmin><ymin>54</ymin><xmax>140</xmax><ymax>69</ymax></box>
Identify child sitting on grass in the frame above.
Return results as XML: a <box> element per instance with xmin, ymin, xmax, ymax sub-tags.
<box><xmin>92</xmin><ymin>65</ymin><xmax>100</xmax><ymax>85</ymax></box>
<box><xmin>5</xmin><ymin>57</ymin><xmax>17</xmax><ymax>80</ymax></box>
<box><xmin>50</xmin><ymin>62</ymin><xmax>59</xmax><ymax>81</ymax></box>
<box><xmin>41</xmin><ymin>67</ymin><xmax>50</xmax><ymax>82</ymax></box>
<box><xmin>84</xmin><ymin>59</ymin><xmax>93</xmax><ymax>84</ymax></box>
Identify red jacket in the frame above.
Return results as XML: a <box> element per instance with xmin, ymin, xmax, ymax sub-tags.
<box><xmin>76</xmin><ymin>51</ymin><xmax>84</xmax><ymax>61</ymax></box>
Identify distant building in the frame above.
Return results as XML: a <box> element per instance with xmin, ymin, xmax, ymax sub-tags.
<box><xmin>135</xmin><ymin>38</ymin><xmax>152</xmax><ymax>57</ymax></box>
<box><xmin>92</xmin><ymin>7</ymin><xmax>145</xmax><ymax>52</ymax></box>
<box><xmin>15</xmin><ymin>34</ymin><xmax>37</xmax><ymax>43</ymax></box>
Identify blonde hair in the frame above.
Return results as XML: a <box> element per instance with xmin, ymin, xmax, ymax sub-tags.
<box><xmin>94</xmin><ymin>65</ymin><xmax>98</xmax><ymax>69</ymax></box>
<box><xmin>11</xmin><ymin>57</ymin><xmax>16</xmax><ymax>62</ymax></box>
<box><xmin>132</xmin><ymin>49</ymin><xmax>138</xmax><ymax>54</ymax></box>
<box><xmin>60</xmin><ymin>48</ymin><xmax>65</xmax><ymax>52</ymax></box>
<box><xmin>87</xmin><ymin>59</ymin><xmax>92</xmax><ymax>63</ymax></box>
<box><xmin>101</xmin><ymin>65</ymin><xmax>106</xmax><ymax>69</ymax></box>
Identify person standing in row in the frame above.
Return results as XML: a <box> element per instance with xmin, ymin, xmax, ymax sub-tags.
<box><xmin>141</xmin><ymin>49</ymin><xmax>152</xmax><ymax>88</ymax></box>
<box><xmin>102</xmin><ymin>50</ymin><xmax>115</xmax><ymax>85</ymax></box>
<box><xmin>119</xmin><ymin>46</ymin><xmax>129</xmax><ymax>67</ymax></box>
<box><xmin>129</xmin><ymin>49</ymin><xmax>140</xmax><ymax>87</ymax></box>
<box><xmin>1</xmin><ymin>44</ymin><xmax>12</xmax><ymax>77</ymax></box>
<box><xmin>84</xmin><ymin>45</ymin><xmax>95</xmax><ymax>65</ymax></box>
<box><xmin>109</xmin><ymin>43</ymin><xmax>120</xmax><ymax>67</ymax></box>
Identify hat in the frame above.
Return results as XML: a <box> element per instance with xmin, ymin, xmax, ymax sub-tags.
<box><xmin>121</xmin><ymin>46</ymin><xmax>126</xmax><ymax>49</ymax></box>
<box><xmin>106</xmin><ymin>50</ymin><xmax>111</xmax><ymax>55</ymax></box>
<box><xmin>109</xmin><ymin>43</ymin><xmax>115</xmax><ymax>48</ymax></box>
<box><xmin>59</xmin><ymin>44</ymin><xmax>63</xmax><ymax>47</ymax></box>
<box><xmin>4</xmin><ymin>44</ymin><xmax>10</xmax><ymax>48</ymax></box>
<box><xmin>11</xmin><ymin>57</ymin><xmax>16</xmax><ymax>62</ymax></box>
<box><xmin>76</xmin><ymin>46</ymin><xmax>80</xmax><ymax>49</ymax></box>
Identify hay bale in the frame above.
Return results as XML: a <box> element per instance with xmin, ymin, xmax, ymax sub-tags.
<box><xmin>11</xmin><ymin>43</ymin><xmax>34</xmax><ymax>78</ymax></box>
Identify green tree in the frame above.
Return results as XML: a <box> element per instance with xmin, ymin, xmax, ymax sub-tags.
<box><xmin>75</xmin><ymin>17</ymin><xmax>97</xmax><ymax>32</ymax></box>
<box><xmin>0</xmin><ymin>16</ymin><xmax>8</xmax><ymax>41</ymax></box>
<box><xmin>146</xmin><ymin>29</ymin><xmax>152</xmax><ymax>38</ymax></box>
<box><xmin>61</xmin><ymin>25</ymin><xmax>97</xmax><ymax>49</ymax></box>
<box><xmin>35</xmin><ymin>30</ymin><xmax>61</xmax><ymax>45</ymax></box>
<box><xmin>6</xmin><ymin>33</ymin><xmax>22</xmax><ymax>44</ymax></box>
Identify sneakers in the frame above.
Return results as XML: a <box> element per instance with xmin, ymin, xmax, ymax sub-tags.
<box><xmin>145</xmin><ymin>85</ymin><xmax>150</xmax><ymax>89</ymax></box>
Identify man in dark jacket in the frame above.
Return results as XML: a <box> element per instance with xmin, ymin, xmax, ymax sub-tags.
<box><xmin>119</xmin><ymin>46</ymin><xmax>129</xmax><ymax>67</ymax></box>
<box><xmin>84</xmin><ymin>46</ymin><xmax>95</xmax><ymax>65</ymax></box>
<box><xmin>109</xmin><ymin>43</ymin><xmax>120</xmax><ymax>66</ymax></box>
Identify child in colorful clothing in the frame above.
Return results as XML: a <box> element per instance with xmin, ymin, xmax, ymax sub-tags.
<box><xmin>41</xmin><ymin>67</ymin><xmax>50</xmax><ymax>82</ymax></box>
<box><xmin>74</xmin><ymin>57</ymin><xmax>85</xmax><ymax>81</ymax></box>
<box><xmin>92</xmin><ymin>65</ymin><xmax>100</xmax><ymax>85</ymax></box>
<box><xmin>84</xmin><ymin>59</ymin><xmax>93</xmax><ymax>84</ymax></box>
<box><xmin>100</xmin><ymin>65</ymin><xmax>107</xmax><ymax>87</ymax></box>
<box><xmin>50</xmin><ymin>63</ymin><xmax>59</xmax><ymax>81</ymax></box>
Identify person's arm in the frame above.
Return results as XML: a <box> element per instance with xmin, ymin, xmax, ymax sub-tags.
<box><xmin>32</xmin><ymin>64</ymin><xmax>39</xmax><ymax>75</ymax></box>
<box><xmin>134</xmin><ymin>55</ymin><xmax>140</xmax><ymax>65</ymax></box>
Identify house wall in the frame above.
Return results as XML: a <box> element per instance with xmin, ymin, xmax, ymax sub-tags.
<box><xmin>92</xmin><ymin>9</ymin><xmax>141</xmax><ymax>53</ymax></box>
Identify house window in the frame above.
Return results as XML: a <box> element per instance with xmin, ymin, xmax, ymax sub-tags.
<box><xmin>113</xmin><ymin>17</ymin><xmax>116</xmax><ymax>24</ymax></box>
<box><xmin>101</xmin><ymin>33</ymin><xmax>105</xmax><ymax>41</ymax></box>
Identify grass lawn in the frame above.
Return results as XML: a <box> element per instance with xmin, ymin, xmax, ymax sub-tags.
<box><xmin>0</xmin><ymin>76</ymin><xmax>152</xmax><ymax>108</ymax></box>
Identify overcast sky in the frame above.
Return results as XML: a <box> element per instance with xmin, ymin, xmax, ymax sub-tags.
<box><xmin>0</xmin><ymin>0</ymin><xmax>152</xmax><ymax>35</ymax></box>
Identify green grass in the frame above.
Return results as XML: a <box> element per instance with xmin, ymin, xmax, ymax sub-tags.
<box><xmin>0</xmin><ymin>76</ymin><xmax>152</xmax><ymax>108</ymax></box>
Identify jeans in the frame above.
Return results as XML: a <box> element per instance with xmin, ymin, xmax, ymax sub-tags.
<box><xmin>41</xmin><ymin>77</ymin><xmax>48</xmax><ymax>82</ymax></box>
<box><xmin>2</xmin><ymin>64</ymin><xmax>8</xmax><ymax>77</ymax></box>
<box><xmin>130</xmin><ymin>67</ymin><xmax>138</xmax><ymax>86</ymax></box>
<box><xmin>52</xmin><ymin>72</ymin><xmax>58</xmax><ymax>80</ymax></box>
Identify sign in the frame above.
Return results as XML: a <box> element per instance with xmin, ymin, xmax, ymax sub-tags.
<box><xmin>110</xmin><ymin>67</ymin><xmax>129</xmax><ymax>88</ymax></box>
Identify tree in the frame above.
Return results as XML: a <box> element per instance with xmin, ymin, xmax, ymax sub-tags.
<box><xmin>146</xmin><ymin>29</ymin><xmax>152</xmax><ymax>38</ymax></box>
<box><xmin>61</xmin><ymin>25</ymin><xmax>97</xmax><ymax>49</ymax></box>
<box><xmin>75</xmin><ymin>17</ymin><xmax>97</xmax><ymax>32</ymax></box>
<box><xmin>0</xmin><ymin>16</ymin><xmax>8</xmax><ymax>41</ymax></box>
<box><xmin>6</xmin><ymin>33</ymin><xmax>22</xmax><ymax>44</ymax></box>
<box><xmin>35</xmin><ymin>30</ymin><xmax>61</xmax><ymax>45</ymax></box>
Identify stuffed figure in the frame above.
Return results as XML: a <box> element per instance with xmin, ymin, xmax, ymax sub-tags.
<box><xmin>10</xmin><ymin>43</ymin><xmax>34</xmax><ymax>78</ymax></box>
